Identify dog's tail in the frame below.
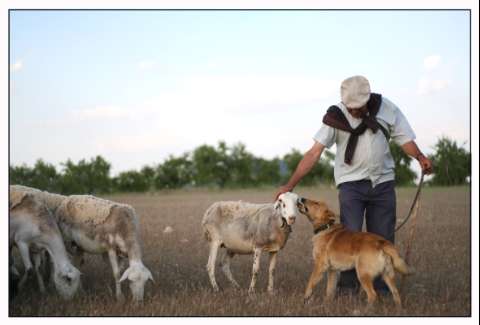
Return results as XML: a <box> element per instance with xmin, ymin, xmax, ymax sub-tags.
<box><xmin>382</xmin><ymin>243</ymin><xmax>413</xmax><ymax>275</ymax></box>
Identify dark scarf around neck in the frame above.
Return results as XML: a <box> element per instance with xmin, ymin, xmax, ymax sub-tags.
<box><xmin>322</xmin><ymin>93</ymin><xmax>389</xmax><ymax>164</ymax></box>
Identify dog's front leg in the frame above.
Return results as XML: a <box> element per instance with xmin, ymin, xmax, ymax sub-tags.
<box><xmin>325</xmin><ymin>270</ymin><xmax>338</xmax><ymax>302</ymax></box>
<box><xmin>304</xmin><ymin>260</ymin><xmax>327</xmax><ymax>303</ymax></box>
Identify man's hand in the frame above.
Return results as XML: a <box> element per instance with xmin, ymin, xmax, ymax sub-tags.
<box><xmin>417</xmin><ymin>154</ymin><xmax>433</xmax><ymax>175</ymax></box>
<box><xmin>274</xmin><ymin>185</ymin><xmax>294</xmax><ymax>201</ymax></box>
<box><xmin>401</xmin><ymin>141</ymin><xmax>433</xmax><ymax>175</ymax></box>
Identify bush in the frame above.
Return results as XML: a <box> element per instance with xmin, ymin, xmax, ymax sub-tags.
<box><xmin>429</xmin><ymin>137</ymin><xmax>470</xmax><ymax>186</ymax></box>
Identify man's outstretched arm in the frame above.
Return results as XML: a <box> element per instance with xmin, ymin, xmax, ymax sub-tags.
<box><xmin>275</xmin><ymin>141</ymin><xmax>325</xmax><ymax>200</ymax></box>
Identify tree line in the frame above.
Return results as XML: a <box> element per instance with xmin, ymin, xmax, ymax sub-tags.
<box><xmin>9</xmin><ymin>137</ymin><xmax>470</xmax><ymax>195</ymax></box>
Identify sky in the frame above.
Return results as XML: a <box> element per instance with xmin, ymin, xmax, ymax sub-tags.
<box><xmin>9</xmin><ymin>10</ymin><xmax>470</xmax><ymax>175</ymax></box>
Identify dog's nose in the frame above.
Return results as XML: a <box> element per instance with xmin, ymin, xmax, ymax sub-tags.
<box><xmin>287</xmin><ymin>216</ymin><xmax>296</xmax><ymax>225</ymax></box>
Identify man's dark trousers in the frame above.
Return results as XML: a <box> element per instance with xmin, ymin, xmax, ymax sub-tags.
<box><xmin>337</xmin><ymin>179</ymin><xmax>396</xmax><ymax>292</ymax></box>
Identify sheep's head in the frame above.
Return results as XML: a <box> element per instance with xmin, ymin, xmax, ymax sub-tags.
<box><xmin>120</xmin><ymin>263</ymin><xmax>154</xmax><ymax>302</ymax></box>
<box><xmin>53</xmin><ymin>264</ymin><xmax>81</xmax><ymax>300</ymax></box>
<box><xmin>274</xmin><ymin>192</ymin><xmax>301</xmax><ymax>225</ymax></box>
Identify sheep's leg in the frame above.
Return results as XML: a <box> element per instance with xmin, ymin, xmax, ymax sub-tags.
<box><xmin>65</xmin><ymin>241</ymin><xmax>84</xmax><ymax>266</ymax></box>
<box><xmin>206</xmin><ymin>240</ymin><xmax>221</xmax><ymax>292</ymax></box>
<box><xmin>42</xmin><ymin>252</ymin><xmax>52</xmax><ymax>286</ymax></box>
<box><xmin>267</xmin><ymin>252</ymin><xmax>278</xmax><ymax>294</ymax></box>
<box><xmin>17</xmin><ymin>242</ymin><xmax>34</xmax><ymax>289</ymax></box>
<box><xmin>119</xmin><ymin>256</ymin><xmax>129</xmax><ymax>274</ymax></box>
<box><xmin>221</xmin><ymin>251</ymin><xmax>239</xmax><ymax>289</ymax></box>
<box><xmin>108</xmin><ymin>249</ymin><xmax>125</xmax><ymax>302</ymax></box>
<box><xmin>74</xmin><ymin>250</ymin><xmax>85</xmax><ymax>266</ymax></box>
<box><xmin>32</xmin><ymin>251</ymin><xmax>46</xmax><ymax>293</ymax></box>
<box><xmin>248</xmin><ymin>247</ymin><xmax>262</xmax><ymax>294</ymax></box>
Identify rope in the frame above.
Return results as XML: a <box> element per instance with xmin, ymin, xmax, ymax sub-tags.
<box><xmin>398</xmin><ymin>171</ymin><xmax>425</xmax><ymax>291</ymax></box>
<box><xmin>395</xmin><ymin>172</ymin><xmax>425</xmax><ymax>232</ymax></box>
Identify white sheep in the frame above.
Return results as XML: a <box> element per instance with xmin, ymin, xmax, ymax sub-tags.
<box><xmin>10</xmin><ymin>185</ymin><xmax>68</xmax><ymax>290</ymax></box>
<box><xmin>9</xmin><ymin>187</ymin><xmax>81</xmax><ymax>300</ymax></box>
<box><xmin>202</xmin><ymin>192</ymin><xmax>303</xmax><ymax>294</ymax></box>
<box><xmin>55</xmin><ymin>195</ymin><xmax>153</xmax><ymax>302</ymax></box>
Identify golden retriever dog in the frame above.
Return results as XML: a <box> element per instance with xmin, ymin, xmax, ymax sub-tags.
<box><xmin>297</xmin><ymin>197</ymin><xmax>412</xmax><ymax>307</ymax></box>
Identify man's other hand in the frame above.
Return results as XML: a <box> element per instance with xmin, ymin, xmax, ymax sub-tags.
<box><xmin>418</xmin><ymin>154</ymin><xmax>433</xmax><ymax>175</ymax></box>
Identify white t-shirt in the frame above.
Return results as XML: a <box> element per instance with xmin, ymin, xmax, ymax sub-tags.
<box><xmin>313</xmin><ymin>97</ymin><xmax>416</xmax><ymax>187</ymax></box>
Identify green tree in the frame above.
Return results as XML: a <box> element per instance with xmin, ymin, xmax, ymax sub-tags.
<box><xmin>9</xmin><ymin>160</ymin><xmax>61</xmax><ymax>192</ymax></box>
<box><xmin>192</xmin><ymin>142</ymin><xmax>230</xmax><ymax>187</ymax></box>
<box><xmin>252</xmin><ymin>157</ymin><xmax>282</xmax><ymax>185</ymax></box>
<box><xmin>228</xmin><ymin>143</ymin><xmax>254</xmax><ymax>187</ymax></box>
<box><xmin>429</xmin><ymin>137</ymin><xmax>470</xmax><ymax>186</ymax></box>
<box><xmin>389</xmin><ymin>142</ymin><xmax>416</xmax><ymax>186</ymax></box>
<box><xmin>31</xmin><ymin>159</ymin><xmax>61</xmax><ymax>192</ymax></box>
<box><xmin>282</xmin><ymin>149</ymin><xmax>305</xmax><ymax>183</ymax></box>
<box><xmin>282</xmin><ymin>149</ymin><xmax>334</xmax><ymax>185</ymax></box>
<box><xmin>140</xmin><ymin>165</ymin><xmax>156</xmax><ymax>190</ymax></box>
<box><xmin>59</xmin><ymin>156</ymin><xmax>112</xmax><ymax>194</ymax></box>
<box><xmin>9</xmin><ymin>164</ymin><xmax>35</xmax><ymax>187</ymax></box>
<box><xmin>154</xmin><ymin>154</ymin><xmax>193</xmax><ymax>189</ymax></box>
<box><xmin>311</xmin><ymin>149</ymin><xmax>335</xmax><ymax>184</ymax></box>
<box><xmin>113</xmin><ymin>170</ymin><xmax>150</xmax><ymax>192</ymax></box>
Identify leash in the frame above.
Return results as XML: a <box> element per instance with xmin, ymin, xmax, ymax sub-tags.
<box><xmin>395</xmin><ymin>172</ymin><xmax>425</xmax><ymax>232</ymax></box>
<box><xmin>398</xmin><ymin>171</ymin><xmax>425</xmax><ymax>291</ymax></box>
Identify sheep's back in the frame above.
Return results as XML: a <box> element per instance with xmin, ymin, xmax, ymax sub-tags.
<box><xmin>10</xmin><ymin>185</ymin><xmax>66</xmax><ymax>213</ymax></box>
<box><xmin>203</xmin><ymin>201</ymin><xmax>273</xmax><ymax>226</ymax></box>
<box><xmin>58</xmin><ymin>195</ymin><xmax>127</xmax><ymax>227</ymax></box>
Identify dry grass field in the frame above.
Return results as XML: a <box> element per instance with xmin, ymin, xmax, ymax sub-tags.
<box><xmin>10</xmin><ymin>185</ymin><xmax>471</xmax><ymax>316</ymax></box>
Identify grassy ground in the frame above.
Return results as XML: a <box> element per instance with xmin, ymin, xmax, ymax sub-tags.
<box><xmin>10</xmin><ymin>185</ymin><xmax>471</xmax><ymax>316</ymax></box>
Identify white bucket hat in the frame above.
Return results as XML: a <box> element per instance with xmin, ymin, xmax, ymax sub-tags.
<box><xmin>341</xmin><ymin>75</ymin><xmax>371</xmax><ymax>109</ymax></box>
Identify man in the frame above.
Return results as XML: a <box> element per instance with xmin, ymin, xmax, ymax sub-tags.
<box><xmin>275</xmin><ymin>75</ymin><xmax>433</xmax><ymax>292</ymax></box>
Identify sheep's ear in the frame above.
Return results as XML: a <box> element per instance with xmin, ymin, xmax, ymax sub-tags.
<box><xmin>274</xmin><ymin>199</ymin><xmax>282</xmax><ymax>210</ymax></box>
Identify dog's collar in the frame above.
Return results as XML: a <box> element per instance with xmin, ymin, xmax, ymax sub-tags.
<box><xmin>313</xmin><ymin>220</ymin><xmax>335</xmax><ymax>235</ymax></box>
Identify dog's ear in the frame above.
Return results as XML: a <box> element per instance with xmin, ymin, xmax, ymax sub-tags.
<box><xmin>297</xmin><ymin>197</ymin><xmax>308</xmax><ymax>213</ymax></box>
